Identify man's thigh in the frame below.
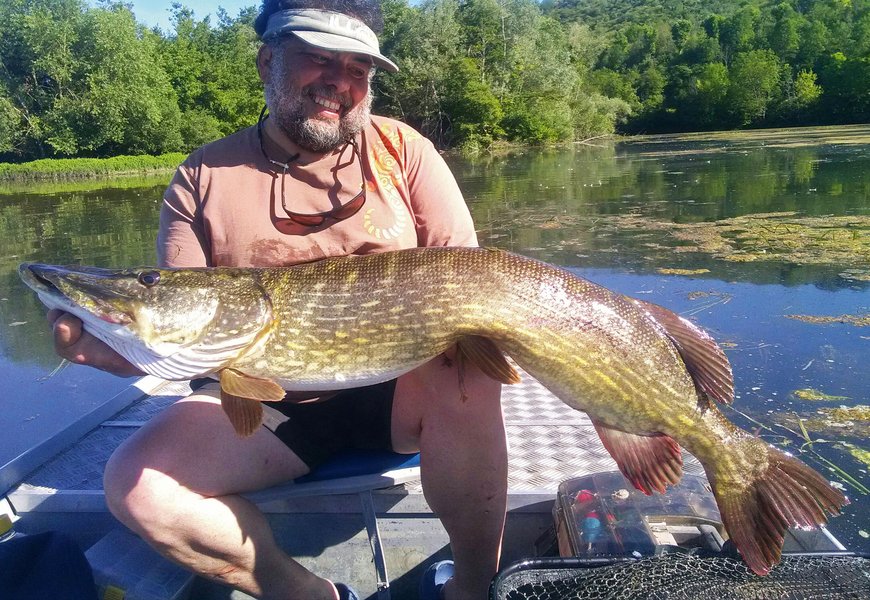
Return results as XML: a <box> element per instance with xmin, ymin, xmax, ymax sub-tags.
<box><xmin>107</xmin><ymin>386</ymin><xmax>310</xmax><ymax>497</ymax></box>
<box><xmin>390</xmin><ymin>352</ymin><xmax>503</xmax><ymax>454</ymax></box>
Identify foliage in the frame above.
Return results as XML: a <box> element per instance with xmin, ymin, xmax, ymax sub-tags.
<box><xmin>0</xmin><ymin>153</ymin><xmax>187</xmax><ymax>180</ymax></box>
<box><xmin>1</xmin><ymin>0</ymin><xmax>870</xmax><ymax>161</ymax></box>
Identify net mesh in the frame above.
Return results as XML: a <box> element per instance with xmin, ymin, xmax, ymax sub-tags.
<box><xmin>492</xmin><ymin>554</ymin><xmax>870</xmax><ymax>600</ymax></box>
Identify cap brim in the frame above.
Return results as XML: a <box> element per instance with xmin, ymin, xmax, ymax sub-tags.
<box><xmin>291</xmin><ymin>31</ymin><xmax>399</xmax><ymax>73</ymax></box>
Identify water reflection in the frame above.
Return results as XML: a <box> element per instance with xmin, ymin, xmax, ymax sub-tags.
<box><xmin>1</xmin><ymin>127</ymin><xmax>868</xmax><ymax>549</ymax></box>
<box><xmin>0</xmin><ymin>179</ymin><xmax>166</xmax><ymax>368</ymax></box>
<box><xmin>451</xmin><ymin>126</ymin><xmax>870</xmax><ymax>289</ymax></box>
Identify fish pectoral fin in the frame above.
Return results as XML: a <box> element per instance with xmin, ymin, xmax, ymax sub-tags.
<box><xmin>218</xmin><ymin>369</ymin><xmax>286</xmax><ymax>437</ymax></box>
<box><xmin>456</xmin><ymin>336</ymin><xmax>521</xmax><ymax>385</ymax></box>
<box><xmin>220</xmin><ymin>391</ymin><xmax>264</xmax><ymax>438</ymax></box>
<box><xmin>219</xmin><ymin>368</ymin><xmax>287</xmax><ymax>401</ymax></box>
<box><xmin>631</xmin><ymin>298</ymin><xmax>734</xmax><ymax>406</ymax></box>
<box><xmin>592</xmin><ymin>420</ymin><xmax>683</xmax><ymax>495</ymax></box>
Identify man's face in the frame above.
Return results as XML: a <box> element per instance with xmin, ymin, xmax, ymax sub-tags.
<box><xmin>262</xmin><ymin>38</ymin><xmax>374</xmax><ymax>153</ymax></box>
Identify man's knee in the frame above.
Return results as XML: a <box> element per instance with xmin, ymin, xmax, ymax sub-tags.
<box><xmin>104</xmin><ymin>444</ymin><xmax>177</xmax><ymax>536</ymax></box>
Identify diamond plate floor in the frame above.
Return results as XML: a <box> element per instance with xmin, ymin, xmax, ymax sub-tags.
<box><xmin>10</xmin><ymin>372</ymin><xmax>704</xmax><ymax>503</ymax></box>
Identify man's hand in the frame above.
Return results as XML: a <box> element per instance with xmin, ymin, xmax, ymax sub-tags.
<box><xmin>47</xmin><ymin>309</ymin><xmax>144</xmax><ymax>377</ymax></box>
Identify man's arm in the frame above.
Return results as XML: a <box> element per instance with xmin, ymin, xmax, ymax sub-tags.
<box><xmin>402</xmin><ymin>133</ymin><xmax>479</xmax><ymax>248</ymax></box>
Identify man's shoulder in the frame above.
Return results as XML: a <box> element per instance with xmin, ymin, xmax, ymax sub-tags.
<box><xmin>367</xmin><ymin>115</ymin><xmax>435</xmax><ymax>156</ymax></box>
<box><xmin>183</xmin><ymin>126</ymin><xmax>259</xmax><ymax>167</ymax></box>
<box><xmin>368</xmin><ymin>115</ymin><xmax>428</xmax><ymax>144</ymax></box>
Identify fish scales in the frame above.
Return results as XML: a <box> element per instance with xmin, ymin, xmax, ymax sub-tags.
<box><xmin>19</xmin><ymin>246</ymin><xmax>848</xmax><ymax>576</ymax></box>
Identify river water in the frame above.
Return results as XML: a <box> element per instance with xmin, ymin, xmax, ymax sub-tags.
<box><xmin>1</xmin><ymin>125</ymin><xmax>868</xmax><ymax>551</ymax></box>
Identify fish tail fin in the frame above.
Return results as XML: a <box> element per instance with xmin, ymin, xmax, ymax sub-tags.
<box><xmin>709</xmin><ymin>440</ymin><xmax>848</xmax><ymax>575</ymax></box>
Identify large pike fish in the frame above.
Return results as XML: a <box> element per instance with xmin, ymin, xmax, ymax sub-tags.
<box><xmin>20</xmin><ymin>247</ymin><xmax>847</xmax><ymax>575</ymax></box>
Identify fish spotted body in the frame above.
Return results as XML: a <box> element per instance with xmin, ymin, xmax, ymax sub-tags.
<box><xmin>20</xmin><ymin>247</ymin><xmax>847</xmax><ymax>575</ymax></box>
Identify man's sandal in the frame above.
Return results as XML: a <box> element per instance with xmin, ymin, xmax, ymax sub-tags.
<box><xmin>335</xmin><ymin>582</ymin><xmax>361</xmax><ymax>600</ymax></box>
<box><xmin>419</xmin><ymin>560</ymin><xmax>455</xmax><ymax>600</ymax></box>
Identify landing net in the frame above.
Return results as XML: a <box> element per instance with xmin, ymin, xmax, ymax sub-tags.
<box><xmin>490</xmin><ymin>553</ymin><xmax>870</xmax><ymax>600</ymax></box>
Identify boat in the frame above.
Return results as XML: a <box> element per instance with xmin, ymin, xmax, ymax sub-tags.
<box><xmin>2</xmin><ymin>371</ymin><xmax>868</xmax><ymax>599</ymax></box>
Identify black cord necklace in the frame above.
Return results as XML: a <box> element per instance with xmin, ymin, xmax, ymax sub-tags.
<box><xmin>257</xmin><ymin>106</ymin><xmax>300</xmax><ymax>171</ymax></box>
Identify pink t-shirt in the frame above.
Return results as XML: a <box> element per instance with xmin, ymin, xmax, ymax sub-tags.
<box><xmin>158</xmin><ymin>115</ymin><xmax>477</xmax><ymax>268</ymax></box>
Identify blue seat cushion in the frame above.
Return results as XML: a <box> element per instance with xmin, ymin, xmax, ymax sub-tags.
<box><xmin>295</xmin><ymin>449</ymin><xmax>421</xmax><ymax>483</ymax></box>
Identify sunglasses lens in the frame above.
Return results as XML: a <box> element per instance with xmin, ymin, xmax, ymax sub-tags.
<box><xmin>290</xmin><ymin>213</ymin><xmax>327</xmax><ymax>227</ymax></box>
<box><xmin>275</xmin><ymin>141</ymin><xmax>366</xmax><ymax>228</ymax></box>
<box><xmin>333</xmin><ymin>192</ymin><xmax>366</xmax><ymax>220</ymax></box>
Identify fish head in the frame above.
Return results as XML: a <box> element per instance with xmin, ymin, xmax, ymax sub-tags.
<box><xmin>19</xmin><ymin>263</ymin><xmax>272</xmax><ymax>378</ymax></box>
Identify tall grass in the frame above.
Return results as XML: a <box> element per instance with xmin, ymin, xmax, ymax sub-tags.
<box><xmin>0</xmin><ymin>154</ymin><xmax>187</xmax><ymax>181</ymax></box>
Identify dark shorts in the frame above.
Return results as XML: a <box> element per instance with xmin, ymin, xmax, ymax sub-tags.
<box><xmin>191</xmin><ymin>378</ymin><xmax>396</xmax><ymax>469</ymax></box>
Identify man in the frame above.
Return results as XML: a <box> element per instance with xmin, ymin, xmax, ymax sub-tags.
<box><xmin>48</xmin><ymin>1</ymin><xmax>507</xmax><ymax>599</ymax></box>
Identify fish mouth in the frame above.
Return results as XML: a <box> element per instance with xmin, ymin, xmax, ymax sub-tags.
<box><xmin>19</xmin><ymin>263</ymin><xmax>133</xmax><ymax>325</ymax></box>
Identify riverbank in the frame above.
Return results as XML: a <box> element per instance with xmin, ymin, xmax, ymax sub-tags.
<box><xmin>0</xmin><ymin>153</ymin><xmax>186</xmax><ymax>181</ymax></box>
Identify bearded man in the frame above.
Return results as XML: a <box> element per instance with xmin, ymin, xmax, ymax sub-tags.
<box><xmin>48</xmin><ymin>1</ymin><xmax>508</xmax><ymax>599</ymax></box>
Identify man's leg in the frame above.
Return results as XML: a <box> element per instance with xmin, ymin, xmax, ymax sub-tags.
<box><xmin>392</xmin><ymin>354</ymin><xmax>508</xmax><ymax>600</ymax></box>
<box><xmin>103</xmin><ymin>389</ymin><xmax>339</xmax><ymax>600</ymax></box>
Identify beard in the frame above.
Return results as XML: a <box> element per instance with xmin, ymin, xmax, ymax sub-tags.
<box><xmin>264</xmin><ymin>49</ymin><xmax>373</xmax><ymax>153</ymax></box>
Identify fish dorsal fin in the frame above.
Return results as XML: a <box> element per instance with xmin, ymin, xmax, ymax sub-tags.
<box><xmin>219</xmin><ymin>368</ymin><xmax>286</xmax><ymax>437</ymax></box>
<box><xmin>592</xmin><ymin>420</ymin><xmax>683</xmax><ymax>495</ymax></box>
<box><xmin>631</xmin><ymin>298</ymin><xmax>734</xmax><ymax>405</ymax></box>
<box><xmin>456</xmin><ymin>336</ymin><xmax>521</xmax><ymax>385</ymax></box>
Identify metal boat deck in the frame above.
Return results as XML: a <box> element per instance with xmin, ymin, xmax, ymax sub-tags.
<box><xmin>3</xmin><ymin>372</ymin><xmax>706</xmax><ymax>599</ymax></box>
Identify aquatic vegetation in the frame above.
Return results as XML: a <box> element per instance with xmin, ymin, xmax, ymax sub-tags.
<box><xmin>776</xmin><ymin>405</ymin><xmax>870</xmax><ymax>440</ymax></box>
<box><xmin>730</xmin><ymin>403</ymin><xmax>870</xmax><ymax>495</ymax></box>
<box><xmin>839</xmin><ymin>444</ymin><xmax>870</xmax><ymax>469</ymax></box>
<box><xmin>614</xmin><ymin>212</ymin><xmax>870</xmax><ymax>271</ymax></box>
<box><xmin>785</xmin><ymin>314</ymin><xmax>870</xmax><ymax>327</ymax></box>
<box><xmin>792</xmin><ymin>389</ymin><xmax>850</xmax><ymax>402</ymax></box>
<box><xmin>657</xmin><ymin>268</ymin><xmax>710</xmax><ymax>275</ymax></box>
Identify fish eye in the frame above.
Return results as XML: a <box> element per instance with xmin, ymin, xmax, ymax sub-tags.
<box><xmin>137</xmin><ymin>271</ymin><xmax>160</xmax><ymax>287</ymax></box>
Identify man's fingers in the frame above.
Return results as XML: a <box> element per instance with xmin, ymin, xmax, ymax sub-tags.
<box><xmin>51</xmin><ymin>312</ymin><xmax>83</xmax><ymax>350</ymax></box>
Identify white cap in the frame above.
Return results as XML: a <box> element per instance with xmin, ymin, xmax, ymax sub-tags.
<box><xmin>262</xmin><ymin>9</ymin><xmax>399</xmax><ymax>73</ymax></box>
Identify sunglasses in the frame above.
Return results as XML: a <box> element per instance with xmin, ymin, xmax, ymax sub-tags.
<box><xmin>258</xmin><ymin>109</ymin><xmax>367</xmax><ymax>229</ymax></box>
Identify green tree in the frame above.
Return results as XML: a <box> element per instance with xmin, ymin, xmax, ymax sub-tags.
<box><xmin>727</xmin><ymin>49</ymin><xmax>782</xmax><ymax>125</ymax></box>
<box><xmin>457</xmin><ymin>0</ymin><xmax>510</xmax><ymax>91</ymax></box>
<box><xmin>376</xmin><ymin>0</ymin><xmax>463</xmax><ymax>145</ymax></box>
<box><xmin>588</xmin><ymin>68</ymin><xmax>640</xmax><ymax>111</ymax></box>
<box><xmin>720</xmin><ymin>6</ymin><xmax>760</xmax><ymax>64</ymax></box>
<box><xmin>768</xmin><ymin>2</ymin><xmax>802</xmax><ymax>62</ymax></box>
<box><xmin>671</xmin><ymin>19</ymin><xmax>692</xmax><ymax>52</ymax></box>
<box><xmin>694</xmin><ymin>62</ymin><xmax>730</xmax><ymax>124</ymax></box>
<box><xmin>818</xmin><ymin>53</ymin><xmax>870</xmax><ymax>121</ymax></box>
<box><xmin>442</xmin><ymin>57</ymin><xmax>503</xmax><ymax>149</ymax></box>
<box><xmin>157</xmin><ymin>4</ymin><xmax>261</xmax><ymax>146</ymax></box>
<box><xmin>796</xmin><ymin>20</ymin><xmax>832</xmax><ymax>70</ymax></box>
<box><xmin>0</xmin><ymin>0</ymin><xmax>183</xmax><ymax>159</ymax></box>
<box><xmin>0</xmin><ymin>93</ymin><xmax>21</xmax><ymax>154</ymax></box>
<box><xmin>58</xmin><ymin>5</ymin><xmax>182</xmax><ymax>155</ymax></box>
<box><xmin>0</xmin><ymin>0</ymin><xmax>86</xmax><ymax>158</ymax></box>
<box><xmin>501</xmin><ymin>14</ymin><xmax>577</xmax><ymax>143</ymax></box>
<box><xmin>793</xmin><ymin>69</ymin><xmax>822</xmax><ymax>107</ymax></box>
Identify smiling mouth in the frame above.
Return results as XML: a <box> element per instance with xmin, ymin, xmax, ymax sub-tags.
<box><xmin>312</xmin><ymin>95</ymin><xmax>343</xmax><ymax>113</ymax></box>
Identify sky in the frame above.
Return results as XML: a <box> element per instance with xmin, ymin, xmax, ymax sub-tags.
<box><xmin>121</xmin><ymin>1</ymin><xmax>259</xmax><ymax>31</ymax></box>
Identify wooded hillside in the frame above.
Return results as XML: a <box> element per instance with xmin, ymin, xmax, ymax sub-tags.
<box><xmin>1</xmin><ymin>0</ymin><xmax>867</xmax><ymax>161</ymax></box>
